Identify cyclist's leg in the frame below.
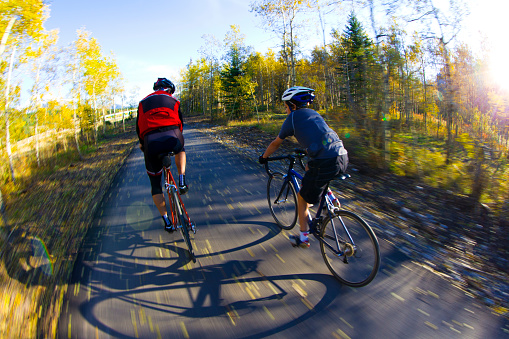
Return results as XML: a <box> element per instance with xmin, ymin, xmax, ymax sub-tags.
<box><xmin>297</xmin><ymin>192</ymin><xmax>312</xmax><ymax>233</ymax></box>
<box><xmin>175</xmin><ymin>151</ymin><xmax>186</xmax><ymax>175</ymax></box>
<box><xmin>172</xmin><ymin>129</ymin><xmax>188</xmax><ymax>194</ymax></box>
<box><xmin>296</xmin><ymin>158</ymin><xmax>342</xmax><ymax>240</ymax></box>
<box><xmin>152</xmin><ymin>193</ymin><xmax>166</xmax><ymax>216</ymax></box>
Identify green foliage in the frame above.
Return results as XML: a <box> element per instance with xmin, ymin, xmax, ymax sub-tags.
<box><xmin>219</xmin><ymin>25</ymin><xmax>257</xmax><ymax>120</ymax></box>
<box><xmin>79</xmin><ymin>104</ymin><xmax>95</xmax><ymax>131</ymax></box>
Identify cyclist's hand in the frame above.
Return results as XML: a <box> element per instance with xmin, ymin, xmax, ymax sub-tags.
<box><xmin>259</xmin><ymin>155</ymin><xmax>268</xmax><ymax>164</ymax></box>
<box><xmin>139</xmin><ymin>143</ymin><xmax>144</xmax><ymax>151</ymax></box>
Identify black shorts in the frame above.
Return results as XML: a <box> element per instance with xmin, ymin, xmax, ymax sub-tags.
<box><xmin>299</xmin><ymin>154</ymin><xmax>349</xmax><ymax>205</ymax></box>
<box><xmin>143</xmin><ymin>127</ymin><xmax>185</xmax><ymax>176</ymax></box>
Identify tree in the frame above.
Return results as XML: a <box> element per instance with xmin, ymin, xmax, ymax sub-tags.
<box><xmin>333</xmin><ymin>13</ymin><xmax>374</xmax><ymax>128</ymax></box>
<box><xmin>250</xmin><ymin>0</ymin><xmax>310</xmax><ymax>86</ymax></box>
<box><xmin>0</xmin><ymin>0</ymin><xmax>47</xmax><ymax>59</ymax></box>
<box><xmin>75</xmin><ymin>28</ymin><xmax>120</xmax><ymax>143</ymax></box>
<box><xmin>3</xmin><ymin>44</ymin><xmax>17</xmax><ymax>182</ymax></box>
<box><xmin>199</xmin><ymin>34</ymin><xmax>221</xmax><ymax>120</ymax></box>
<box><xmin>1</xmin><ymin>0</ymin><xmax>48</xmax><ymax>182</ymax></box>
<box><xmin>219</xmin><ymin>25</ymin><xmax>255</xmax><ymax>120</ymax></box>
<box><xmin>25</xmin><ymin>29</ymin><xmax>59</xmax><ymax>167</ymax></box>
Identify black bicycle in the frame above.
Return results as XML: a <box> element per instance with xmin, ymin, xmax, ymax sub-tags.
<box><xmin>159</xmin><ymin>153</ymin><xmax>196</xmax><ymax>263</ymax></box>
<box><xmin>264</xmin><ymin>150</ymin><xmax>380</xmax><ymax>287</ymax></box>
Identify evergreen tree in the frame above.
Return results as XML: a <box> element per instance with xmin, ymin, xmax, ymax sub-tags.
<box><xmin>339</xmin><ymin>13</ymin><xmax>374</xmax><ymax>112</ymax></box>
<box><xmin>219</xmin><ymin>25</ymin><xmax>254</xmax><ymax>120</ymax></box>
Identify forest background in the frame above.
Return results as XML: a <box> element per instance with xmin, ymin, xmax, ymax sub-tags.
<box><xmin>0</xmin><ymin>0</ymin><xmax>508</xmax><ymax>337</ymax></box>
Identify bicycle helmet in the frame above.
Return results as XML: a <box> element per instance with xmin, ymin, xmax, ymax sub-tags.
<box><xmin>153</xmin><ymin>77</ymin><xmax>175</xmax><ymax>94</ymax></box>
<box><xmin>281</xmin><ymin>86</ymin><xmax>315</xmax><ymax>107</ymax></box>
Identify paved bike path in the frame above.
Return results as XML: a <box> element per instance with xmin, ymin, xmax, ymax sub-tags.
<box><xmin>58</xmin><ymin>126</ymin><xmax>509</xmax><ymax>338</ymax></box>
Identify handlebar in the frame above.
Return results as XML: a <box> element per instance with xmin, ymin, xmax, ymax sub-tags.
<box><xmin>263</xmin><ymin>149</ymin><xmax>307</xmax><ymax>176</ymax></box>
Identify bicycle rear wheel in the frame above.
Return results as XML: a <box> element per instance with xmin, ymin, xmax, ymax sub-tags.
<box><xmin>267</xmin><ymin>172</ymin><xmax>297</xmax><ymax>230</ymax></box>
<box><xmin>172</xmin><ymin>190</ymin><xmax>196</xmax><ymax>263</ymax></box>
<box><xmin>320</xmin><ymin>210</ymin><xmax>380</xmax><ymax>287</ymax></box>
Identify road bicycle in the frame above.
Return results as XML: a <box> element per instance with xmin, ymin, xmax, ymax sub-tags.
<box><xmin>264</xmin><ymin>150</ymin><xmax>380</xmax><ymax>287</ymax></box>
<box><xmin>159</xmin><ymin>152</ymin><xmax>196</xmax><ymax>263</ymax></box>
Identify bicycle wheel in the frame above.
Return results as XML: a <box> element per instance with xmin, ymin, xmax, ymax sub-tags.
<box><xmin>320</xmin><ymin>210</ymin><xmax>380</xmax><ymax>287</ymax></box>
<box><xmin>172</xmin><ymin>190</ymin><xmax>196</xmax><ymax>263</ymax></box>
<box><xmin>267</xmin><ymin>172</ymin><xmax>298</xmax><ymax>230</ymax></box>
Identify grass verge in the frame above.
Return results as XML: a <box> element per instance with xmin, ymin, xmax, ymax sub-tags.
<box><xmin>0</xmin><ymin>122</ymin><xmax>138</xmax><ymax>338</ymax></box>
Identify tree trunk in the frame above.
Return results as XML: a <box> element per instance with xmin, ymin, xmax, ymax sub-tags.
<box><xmin>121</xmin><ymin>95</ymin><xmax>125</xmax><ymax>133</ymax></box>
<box><xmin>0</xmin><ymin>16</ymin><xmax>16</xmax><ymax>59</ymax></box>
<box><xmin>4</xmin><ymin>45</ymin><xmax>17</xmax><ymax>183</ymax></box>
<box><xmin>102</xmin><ymin>107</ymin><xmax>106</xmax><ymax>134</ymax></box>
<box><xmin>35</xmin><ymin>115</ymin><xmax>40</xmax><ymax>167</ymax></box>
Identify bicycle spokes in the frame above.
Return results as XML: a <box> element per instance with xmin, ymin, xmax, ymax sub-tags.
<box><xmin>319</xmin><ymin>210</ymin><xmax>380</xmax><ymax>287</ymax></box>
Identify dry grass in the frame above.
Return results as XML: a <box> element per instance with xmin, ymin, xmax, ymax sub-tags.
<box><xmin>0</xmin><ymin>123</ymin><xmax>137</xmax><ymax>338</ymax></box>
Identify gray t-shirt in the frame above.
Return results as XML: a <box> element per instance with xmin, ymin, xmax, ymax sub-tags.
<box><xmin>278</xmin><ymin>108</ymin><xmax>348</xmax><ymax>159</ymax></box>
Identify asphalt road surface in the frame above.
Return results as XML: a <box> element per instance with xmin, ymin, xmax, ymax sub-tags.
<box><xmin>58</xmin><ymin>126</ymin><xmax>509</xmax><ymax>338</ymax></box>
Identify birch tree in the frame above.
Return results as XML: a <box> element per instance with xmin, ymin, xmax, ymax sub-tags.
<box><xmin>251</xmin><ymin>0</ymin><xmax>310</xmax><ymax>86</ymax></box>
<box><xmin>24</xmin><ymin>29</ymin><xmax>59</xmax><ymax>167</ymax></box>
<box><xmin>75</xmin><ymin>29</ymin><xmax>120</xmax><ymax>143</ymax></box>
<box><xmin>1</xmin><ymin>0</ymin><xmax>48</xmax><ymax>182</ymax></box>
<box><xmin>0</xmin><ymin>0</ymin><xmax>47</xmax><ymax>59</ymax></box>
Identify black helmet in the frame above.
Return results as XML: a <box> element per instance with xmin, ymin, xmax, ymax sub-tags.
<box><xmin>153</xmin><ymin>77</ymin><xmax>175</xmax><ymax>94</ymax></box>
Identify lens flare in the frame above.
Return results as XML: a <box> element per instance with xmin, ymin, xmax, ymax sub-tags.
<box><xmin>126</xmin><ymin>201</ymin><xmax>154</xmax><ymax>231</ymax></box>
<box><xmin>30</xmin><ymin>236</ymin><xmax>54</xmax><ymax>276</ymax></box>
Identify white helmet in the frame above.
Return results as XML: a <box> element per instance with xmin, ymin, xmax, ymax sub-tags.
<box><xmin>281</xmin><ymin>86</ymin><xmax>315</xmax><ymax>107</ymax></box>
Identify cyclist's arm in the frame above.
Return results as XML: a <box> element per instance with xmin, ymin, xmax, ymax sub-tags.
<box><xmin>178</xmin><ymin>104</ymin><xmax>184</xmax><ymax>131</ymax></box>
<box><xmin>262</xmin><ymin>136</ymin><xmax>284</xmax><ymax>159</ymax></box>
<box><xmin>136</xmin><ymin>105</ymin><xmax>145</xmax><ymax>150</ymax></box>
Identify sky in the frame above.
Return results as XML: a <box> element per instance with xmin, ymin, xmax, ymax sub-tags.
<box><xmin>42</xmin><ymin>0</ymin><xmax>509</xmax><ymax>102</ymax></box>
<box><xmin>44</xmin><ymin>0</ymin><xmax>285</xmax><ymax>99</ymax></box>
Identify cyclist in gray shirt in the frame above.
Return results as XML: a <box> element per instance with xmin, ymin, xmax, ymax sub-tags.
<box><xmin>260</xmin><ymin>86</ymin><xmax>348</xmax><ymax>248</ymax></box>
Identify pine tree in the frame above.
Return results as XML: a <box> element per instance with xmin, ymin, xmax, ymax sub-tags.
<box><xmin>339</xmin><ymin>13</ymin><xmax>374</xmax><ymax>112</ymax></box>
<box><xmin>219</xmin><ymin>25</ymin><xmax>254</xmax><ymax>120</ymax></box>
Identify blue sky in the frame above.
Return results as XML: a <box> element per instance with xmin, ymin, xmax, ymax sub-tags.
<box><xmin>44</xmin><ymin>0</ymin><xmax>287</xmax><ymax>98</ymax></box>
<box><xmin>42</xmin><ymin>0</ymin><xmax>509</xmax><ymax>101</ymax></box>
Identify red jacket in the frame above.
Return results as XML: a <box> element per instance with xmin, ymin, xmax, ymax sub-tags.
<box><xmin>137</xmin><ymin>90</ymin><xmax>182</xmax><ymax>142</ymax></box>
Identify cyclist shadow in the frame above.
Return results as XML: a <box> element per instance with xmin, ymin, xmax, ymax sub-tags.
<box><xmin>196</xmin><ymin>220</ymin><xmax>282</xmax><ymax>258</ymax></box>
<box><xmin>178</xmin><ymin>259</ymin><xmax>282</xmax><ymax>318</ymax></box>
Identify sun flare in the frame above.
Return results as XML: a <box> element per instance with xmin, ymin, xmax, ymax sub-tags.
<box><xmin>489</xmin><ymin>52</ymin><xmax>509</xmax><ymax>91</ymax></box>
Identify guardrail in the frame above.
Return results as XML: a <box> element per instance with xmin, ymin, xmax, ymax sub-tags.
<box><xmin>104</xmin><ymin>110</ymin><xmax>136</xmax><ymax>123</ymax></box>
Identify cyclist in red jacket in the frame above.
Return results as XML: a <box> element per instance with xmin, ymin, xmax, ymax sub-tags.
<box><xmin>137</xmin><ymin>77</ymin><xmax>188</xmax><ymax>232</ymax></box>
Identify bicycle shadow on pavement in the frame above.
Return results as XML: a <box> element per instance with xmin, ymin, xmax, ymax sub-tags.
<box><xmin>192</xmin><ymin>219</ymin><xmax>282</xmax><ymax>258</ymax></box>
<box><xmin>66</xmin><ymin>248</ymin><xmax>348</xmax><ymax>339</ymax></box>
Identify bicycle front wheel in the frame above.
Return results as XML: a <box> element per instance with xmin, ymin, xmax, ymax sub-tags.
<box><xmin>320</xmin><ymin>210</ymin><xmax>380</xmax><ymax>287</ymax></box>
<box><xmin>267</xmin><ymin>172</ymin><xmax>297</xmax><ymax>230</ymax></box>
<box><xmin>172</xmin><ymin>190</ymin><xmax>196</xmax><ymax>263</ymax></box>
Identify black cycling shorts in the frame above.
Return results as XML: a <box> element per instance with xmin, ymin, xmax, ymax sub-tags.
<box><xmin>299</xmin><ymin>154</ymin><xmax>349</xmax><ymax>205</ymax></box>
<box><xmin>143</xmin><ymin>127</ymin><xmax>185</xmax><ymax>195</ymax></box>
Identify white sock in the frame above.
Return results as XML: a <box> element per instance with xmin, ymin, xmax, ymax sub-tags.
<box><xmin>300</xmin><ymin>231</ymin><xmax>309</xmax><ymax>242</ymax></box>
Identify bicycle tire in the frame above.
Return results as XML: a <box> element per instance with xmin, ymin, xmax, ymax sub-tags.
<box><xmin>320</xmin><ymin>210</ymin><xmax>380</xmax><ymax>287</ymax></box>
<box><xmin>172</xmin><ymin>190</ymin><xmax>196</xmax><ymax>263</ymax></box>
<box><xmin>267</xmin><ymin>172</ymin><xmax>298</xmax><ymax>230</ymax></box>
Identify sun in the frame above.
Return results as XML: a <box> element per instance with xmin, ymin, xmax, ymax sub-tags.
<box><xmin>489</xmin><ymin>51</ymin><xmax>509</xmax><ymax>91</ymax></box>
